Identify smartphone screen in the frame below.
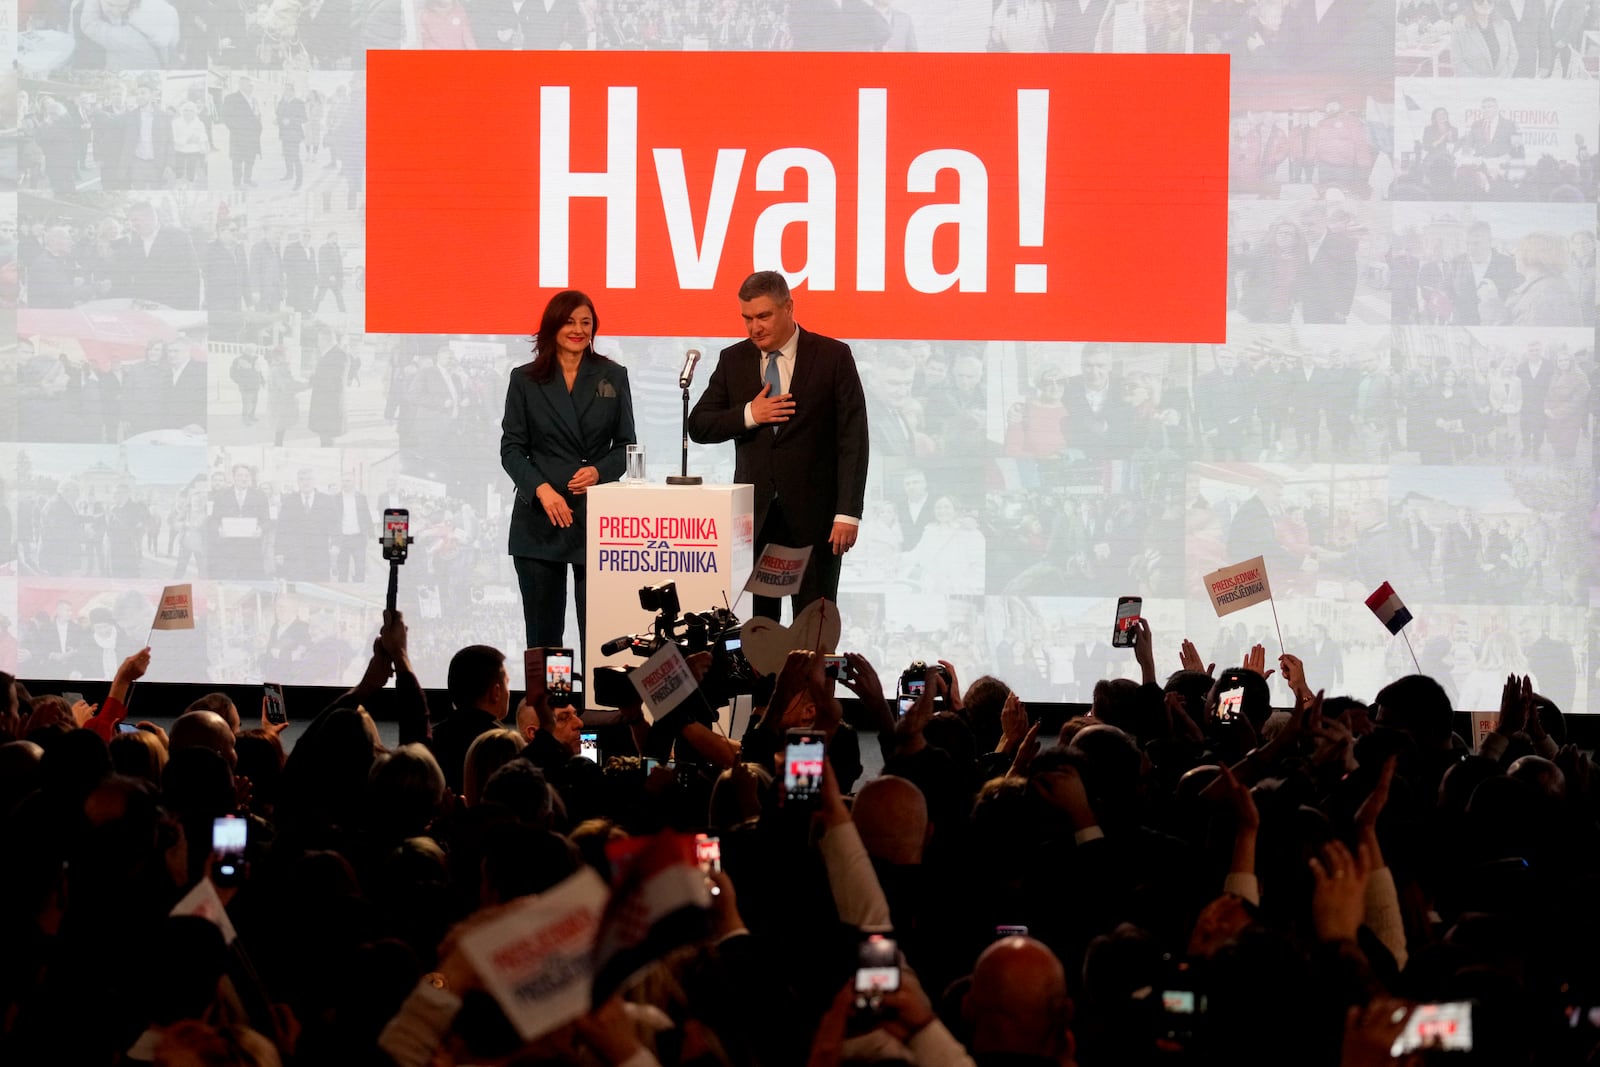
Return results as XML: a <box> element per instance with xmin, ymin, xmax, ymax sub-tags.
<box><xmin>1217</xmin><ymin>685</ymin><xmax>1245</xmax><ymax>724</ymax></box>
<box><xmin>784</xmin><ymin>730</ymin><xmax>826</xmax><ymax>803</ymax></box>
<box><xmin>578</xmin><ymin>731</ymin><xmax>599</xmax><ymax>763</ymax></box>
<box><xmin>212</xmin><ymin>815</ymin><xmax>247</xmax><ymax>885</ymax></box>
<box><xmin>544</xmin><ymin>647</ymin><xmax>574</xmax><ymax>707</ymax></box>
<box><xmin>1111</xmin><ymin>596</ymin><xmax>1142</xmax><ymax>647</ymax></box>
<box><xmin>995</xmin><ymin>924</ymin><xmax>1029</xmax><ymax>939</ymax></box>
<box><xmin>381</xmin><ymin>509</ymin><xmax>410</xmax><ymax>560</ymax></box>
<box><xmin>694</xmin><ymin>833</ymin><xmax>721</xmax><ymax>873</ymax></box>
<box><xmin>263</xmin><ymin>682</ymin><xmax>287</xmax><ymax>725</ymax></box>
<box><xmin>116</xmin><ymin>721</ymin><xmax>142</xmax><ymax>734</ymax></box>
<box><xmin>823</xmin><ymin>654</ymin><xmax>848</xmax><ymax>680</ymax></box>
<box><xmin>721</xmin><ymin>635</ymin><xmax>741</xmax><ymax>654</ymax></box>
<box><xmin>855</xmin><ymin>934</ymin><xmax>901</xmax><ymax>1006</ymax></box>
<box><xmin>1391</xmin><ymin>1002</ymin><xmax>1473</xmax><ymax>1056</ymax></box>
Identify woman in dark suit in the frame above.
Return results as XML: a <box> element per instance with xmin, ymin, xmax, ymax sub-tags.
<box><xmin>500</xmin><ymin>290</ymin><xmax>636</xmax><ymax>650</ymax></box>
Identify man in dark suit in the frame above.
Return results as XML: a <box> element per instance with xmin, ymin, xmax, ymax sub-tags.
<box><xmin>316</xmin><ymin>232</ymin><xmax>345</xmax><ymax>314</ymax></box>
<box><xmin>1446</xmin><ymin>221</ymin><xmax>1521</xmax><ymax>326</ymax></box>
<box><xmin>1506</xmin><ymin>0</ymin><xmax>1554</xmax><ymax>75</ymax></box>
<box><xmin>1517</xmin><ymin>341</ymin><xmax>1554</xmax><ymax>458</ymax></box>
<box><xmin>26</xmin><ymin>226</ymin><xmax>85</xmax><ymax>308</ymax></box>
<box><xmin>209</xmin><ymin>464</ymin><xmax>270</xmax><ymax>579</ymax></box>
<box><xmin>1195</xmin><ymin>348</ymin><xmax>1255</xmax><ymax>460</ymax></box>
<box><xmin>1549</xmin><ymin>0</ymin><xmax>1586</xmax><ymax>74</ymax></box>
<box><xmin>37</xmin><ymin>484</ymin><xmax>85</xmax><ymax>576</ymax></box>
<box><xmin>284</xmin><ymin>230</ymin><xmax>317</xmax><ymax>314</ymax></box>
<box><xmin>895</xmin><ymin>468</ymin><xmax>933</xmax><ymax>553</ymax></box>
<box><xmin>220</xmin><ymin>77</ymin><xmax>263</xmax><ymax>189</ymax></box>
<box><xmin>117</xmin><ymin>200</ymin><xmax>200</xmax><ymax>309</ymax></box>
<box><xmin>332</xmin><ymin>474</ymin><xmax>374</xmax><ymax>582</ymax></box>
<box><xmin>167</xmin><ymin>337</ymin><xmax>207</xmax><ymax>429</ymax></box>
<box><xmin>688</xmin><ymin>271</ymin><xmax>870</xmax><ymax>621</ymax></box>
<box><xmin>1467</xmin><ymin>97</ymin><xmax>1522</xmax><ymax>157</ymax></box>
<box><xmin>120</xmin><ymin>86</ymin><xmax>174</xmax><ymax>189</ymax></box>
<box><xmin>275</xmin><ymin>468</ymin><xmax>334</xmax><ymax>581</ymax></box>
<box><xmin>250</xmin><ymin>227</ymin><xmax>284</xmax><ymax>311</ymax></box>
<box><xmin>308</xmin><ymin>326</ymin><xmax>350</xmax><ymax>447</ymax></box>
<box><xmin>1296</xmin><ymin>204</ymin><xmax>1358</xmax><ymax>323</ymax></box>
<box><xmin>204</xmin><ymin>221</ymin><xmax>249</xmax><ymax>312</ymax></box>
<box><xmin>1063</xmin><ymin>343</ymin><xmax>1131</xmax><ymax>455</ymax></box>
<box><xmin>33</xmin><ymin>599</ymin><xmax>89</xmax><ymax>674</ymax></box>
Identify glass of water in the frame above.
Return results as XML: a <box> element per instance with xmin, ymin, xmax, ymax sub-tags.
<box><xmin>626</xmin><ymin>444</ymin><xmax>646</xmax><ymax>483</ymax></box>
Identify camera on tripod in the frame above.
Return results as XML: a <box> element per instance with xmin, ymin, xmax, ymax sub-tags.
<box><xmin>591</xmin><ymin>582</ymin><xmax>757</xmax><ymax>711</ymax></box>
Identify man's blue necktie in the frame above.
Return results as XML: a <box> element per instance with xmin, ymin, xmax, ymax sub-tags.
<box><xmin>764</xmin><ymin>352</ymin><xmax>782</xmax><ymax>433</ymax></box>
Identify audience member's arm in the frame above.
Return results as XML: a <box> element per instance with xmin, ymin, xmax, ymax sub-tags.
<box><xmin>1132</xmin><ymin>618</ymin><xmax>1157</xmax><ymax>686</ymax></box>
<box><xmin>87</xmin><ymin>647</ymin><xmax>151</xmax><ymax>741</ymax></box>
<box><xmin>1355</xmin><ymin>757</ymin><xmax>1407</xmax><ymax>970</ymax></box>
<box><xmin>1279</xmin><ymin>652</ymin><xmax>1316</xmax><ymax>710</ymax></box>
<box><xmin>1232</xmin><ymin>690</ymin><xmax>1319</xmax><ymax>785</ymax></box>
<box><xmin>1203</xmin><ymin>764</ymin><xmax>1261</xmax><ymax>905</ymax></box>
<box><xmin>816</xmin><ymin>761</ymin><xmax>892</xmax><ymax>929</ymax></box>
<box><xmin>678</xmin><ymin>722</ymin><xmax>737</xmax><ymax>769</ymax></box>
<box><xmin>380</xmin><ymin>612</ymin><xmax>432</xmax><ymax>745</ymax></box>
<box><xmin>839</xmin><ymin>653</ymin><xmax>895</xmax><ymax>762</ymax></box>
<box><xmin>1034</xmin><ymin>760</ymin><xmax>1102</xmax><ymax>843</ymax></box>
<box><xmin>325</xmin><ymin>635</ymin><xmax>395</xmax><ymax>718</ymax></box>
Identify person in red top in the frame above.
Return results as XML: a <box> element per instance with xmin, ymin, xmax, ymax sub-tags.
<box><xmin>418</xmin><ymin>0</ymin><xmax>477</xmax><ymax>47</ymax></box>
<box><xmin>81</xmin><ymin>646</ymin><xmax>151</xmax><ymax>743</ymax></box>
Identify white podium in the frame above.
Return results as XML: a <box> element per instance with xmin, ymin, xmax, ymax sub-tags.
<box><xmin>584</xmin><ymin>483</ymin><xmax>755</xmax><ymax>701</ymax></box>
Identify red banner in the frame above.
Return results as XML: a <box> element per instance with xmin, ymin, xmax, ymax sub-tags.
<box><xmin>367</xmin><ymin>51</ymin><xmax>1229</xmax><ymax>341</ymax></box>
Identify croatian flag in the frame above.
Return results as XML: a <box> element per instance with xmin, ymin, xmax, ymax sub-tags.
<box><xmin>1365</xmin><ymin>582</ymin><xmax>1413</xmax><ymax>635</ymax></box>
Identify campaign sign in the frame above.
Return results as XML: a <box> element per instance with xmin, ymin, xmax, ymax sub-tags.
<box><xmin>743</xmin><ymin>543</ymin><xmax>812</xmax><ymax>598</ymax></box>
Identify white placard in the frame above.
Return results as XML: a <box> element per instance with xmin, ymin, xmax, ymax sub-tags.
<box><xmin>629</xmin><ymin>642</ymin><xmax>697</xmax><ymax>718</ymax></box>
<box><xmin>743</xmin><ymin>543</ymin><xmax>812</xmax><ymax>598</ymax></box>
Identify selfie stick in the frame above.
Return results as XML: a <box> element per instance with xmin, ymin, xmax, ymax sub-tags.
<box><xmin>386</xmin><ymin>559</ymin><xmax>399</xmax><ymax>617</ymax></box>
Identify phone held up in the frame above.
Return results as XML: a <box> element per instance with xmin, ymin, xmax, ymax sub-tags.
<box><xmin>544</xmin><ymin>647</ymin><xmax>575</xmax><ymax>707</ymax></box>
<box><xmin>578</xmin><ymin>731</ymin><xmax>599</xmax><ymax>764</ymax></box>
<box><xmin>212</xmin><ymin>815</ymin><xmax>248</xmax><ymax>886</ymax></box>
<box><xmin>1111</xmin><ymin>596</ymin><xmax>1142</xmax><ymax>648</ymax></box>
<box><xmin>380</xmin><ymin>509</ymin><xmax>409</xmax><ymax>562</ymax></box>
<box><xmin>784</xmin><ymin>729</ymin><xmax>827</xmax><ymax>805</ymax></box>
<box><xmin>855</xmin><ymin>933</ymin><xmax>901</xmax><ymax>1012</ymax></box>
<box><xmin>1216</xmin><ymin>684</ymin><xmax>1245</xmax><ymax>724</ymax></box>
<box><xmin>263</xmin><ymin>682</ymin><xmax>288</xmax><ymax>725</ymax></box>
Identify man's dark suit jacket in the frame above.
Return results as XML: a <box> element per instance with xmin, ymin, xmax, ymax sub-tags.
<box><xmin>500</xmin><ymin>357</ymin><xmax>635</xmax><ymax>565</ymax></box>
<box><xmin>1299</xmin><ymin>233</ymin><xmax>1358</xmax><ymax>323</ymax></box>
<box><xmin>117</xmin><ymin>228</ymin><xmax>201</xmax><ymax>309</ymax></box>
<box><xmin>1446</xmin><ymin>251</ymin><xmax>1521</xmax><ymax>325</ymax></box>
<box><xmin>686</xmin><ymin>327</ymin><xmax>869</xmax><ymax>548</ymax></box>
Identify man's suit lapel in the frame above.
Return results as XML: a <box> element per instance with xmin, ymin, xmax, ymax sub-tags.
<box><xmin>787</xmin><ymin>327</ymin><xmax>816</xmax><ymax>408</ymax></box>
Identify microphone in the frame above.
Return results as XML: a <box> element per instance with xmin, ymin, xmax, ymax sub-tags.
<box><xmin>678</xmin><ymin>348</ymin><xmax>702</xmax><ymax>389</ymax></box>
<box><xmin>599</xmin><ymin>634</ymin><xmax>634</xmax><ymax>656</ymax></box>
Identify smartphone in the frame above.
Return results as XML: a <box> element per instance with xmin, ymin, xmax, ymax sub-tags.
<box><xmin>62</xmin><ymin>691</ymin><xmax>85</xmax><ymax>707</ymax></box>
<box><xmin>720</xmin><ymin>633</ymin><xmax>742</xmax><ymax>655</ymax></box>
<box><xmin>784</xmin><ymin>729</ymin><xmax>827</xmax><ymax>804</ymax></box>
<box><xmin>544</xmin><ymin>647</ymin><xmax>575</xmax><ymax>707</ymax></box>
<box><xmin>1391</xmin><ymin>1002</ymin><xmax>1473</xmax><ymax>1056</ymax></box>
<box><xmin>381</xmin><ymin>508</ymin><xmax>410</xmax><ymax>563</ymax></box>
<box><xmin>854</xmin><ymin>934</ymin><xmax>901</xmax><ymax>1010</ymax></box>
<box><xmin>643</xmin><ymin>756</ymin><xmax>665</xmax><ymax>773</ymax></box>
<box><xmin>579</xmin><ymin>730</ymin><xmax>599</xmax><ymax>763</ymax></box>
<box><xmin>694</xmin><ymin>833</ymin><xmax>721</xmax><ymax>873</ymax></box>
<box><xmin>1111</xmin><ymin>596</ymin><xmax>1142</xmax><ymax>648</ymax></box>
<box><xmin>995</xmin><ymin>924</ymin><xmax>1029</xmax><ymax>939</ymax></box>
<box><xmin>116</xmin><ymin>721</ymin><xmax>142</xmax><ymax>734</ymax></box>
<box><xmin>823</xmin><ymin>654</ymin><xmax>848</xmax><ymax>681</ymax></box>
<box><xmin>1216</xmin><ymin>685</ymin><xmax>1245</xmax><ymax>724</ymax></box>
<box><xmin>263</xmin><ymin>682</ymin><xmax>287</xmax><ymax>725</ymax></box>
<box><xmin>523</xmin><ymin>648</ymin><xmax>545</xmax><ymax>695</ymax></box>
<box><xmin>212</xmin><ymin>815</ymin><xmax>248</xmax><ymax>886</ymax></box>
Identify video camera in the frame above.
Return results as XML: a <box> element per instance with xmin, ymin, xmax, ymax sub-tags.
<box><xmin>592</xmin><ymin>581</ymin><xmax>758</xmax><ymax>712</ymax></box>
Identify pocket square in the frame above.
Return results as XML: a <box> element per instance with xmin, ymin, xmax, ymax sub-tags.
<box><xmin>596</xmin><ymin>380</ymin><xmax>618</xmax><ymax>399</ymax></box>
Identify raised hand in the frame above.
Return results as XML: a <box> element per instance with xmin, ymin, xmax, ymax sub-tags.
<box><xmin>1354</xmin><ymin>756</ymin><xmax>1396</xmax><ymax>861</ymax></box>
<box><xmin>1179</xmin><ymin>638</ymin><xmax>1214</xmax><ymax>676</ymax></box>
<box><xmin>1131</xmin><ymin>618</ymin><xmax>1156</xmax><ymax>683</ymax></box>
<box><xmin>998</xmin><ymin>691</ymin><xmax>1028</xmax><ymax>753</ymax></box>
<box><xmin>1278</xmin><ymin>652</ymin><xmax>1311</xmax><ymax>700</ymax></box>
<box><xmin>1308</xmin><ymin>839</ymin><xmax>1375</xmax><ymax>943</ymax></box>
<box><xmin>937</xmin><ymin>659</ymin><xmax>964</xmax><ymax>710</ymax></box>
<box><xmin>1242</xmin><ymin>643</ymin><xmax>1275</xmax><ymax>681</ymax></box>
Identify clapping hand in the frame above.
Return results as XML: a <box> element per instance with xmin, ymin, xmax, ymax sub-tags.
<box><xmin>1179</xmin><ymin>638</ymin><xmax>1214</xmax><ymax>676</ymax></box>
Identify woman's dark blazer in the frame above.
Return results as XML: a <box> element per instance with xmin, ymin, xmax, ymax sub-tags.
<box><xmin>500</xmin><ymin>355</ymin><xmax>635</xmax><ymax>564</ymax></box>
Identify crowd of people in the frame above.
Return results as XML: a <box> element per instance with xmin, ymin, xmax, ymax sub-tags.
<box><xmin>1393</xmin><ymin>102</ymin><xmax>1598</xmax><ymax>203</ymax></box>
<box><xmin>4</xmin><ymin>607</ymin><xmax>1598</xmax><ymax>1065</ymax></box>
<box><xmin>1389</xmin><ymin>221</ymin><xmax>1595</xmax><ymax>329</ymax></box>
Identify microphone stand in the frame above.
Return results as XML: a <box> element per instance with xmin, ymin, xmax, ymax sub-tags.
<box><xmin>666</xmin><ymin>382</ymin><xmax>701</xmax><ymax>485</ymax></box>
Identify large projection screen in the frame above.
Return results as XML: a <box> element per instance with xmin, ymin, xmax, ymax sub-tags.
<box><xmin>3</xmin><ymin>3</ymin><xmax>1597</xmax><ymax>717</ymax></box>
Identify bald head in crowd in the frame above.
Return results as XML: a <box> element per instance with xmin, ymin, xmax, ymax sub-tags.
<box><xmin>966</xmin><ymin>937</ymin><xmax>1076</xmax><ymax>1065</ymax></box>
<box><xmin>169</xmin><ymin>711</ymin><xmax>237</xmax><ymax>768</ymax></box>
<box><xmin>851</xmin><ymin>775</ymin><xmax>929</xmax><ymax>865</ymax></box>
<box><xmin>185</xmin><ymin>693</ymin><xmax>240</xmax><ymax>734</ymax></box>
